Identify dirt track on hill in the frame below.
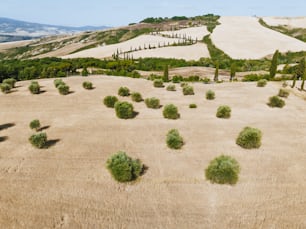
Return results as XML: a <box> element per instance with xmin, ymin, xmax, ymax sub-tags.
<box><xmin>0</xmin><ymin>76</ymin><xmax>306</xmax><ymax>228</ymax></box>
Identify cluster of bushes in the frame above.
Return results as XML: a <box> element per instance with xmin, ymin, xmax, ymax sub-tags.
<box><xmin>29</xmin><ymin>81</ymin><xmax>40</xmax><ymax>94</ymax></box>
<box><xmin>54</xmin><ymin>79</ymin><xmax>70</xmax><ymax>95</ymax></box>
<box><xmin>83</xmin><ymin>81</ymin><xmax>93</xmax><ymax>90</ymax></box>
<box><xmin>166</xmin><ymin>129</ymin><xmax>184</xmax><ymax>149</ymax></box>
<box><xmin>0</xmin><ymin>78</ymin><xmax>16</xmax><ymax>94</ymax></box>
<box><xmin>28</xmin><ymin>119</ymin><xmax>48</xmax><ymax>149</ymax></box>
<box><xmin>106</xmin><ymin>151</ymin><xmax>143</xmax><ymax>182</ymax></box>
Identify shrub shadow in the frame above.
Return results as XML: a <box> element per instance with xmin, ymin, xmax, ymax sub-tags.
<box><xmin>0</xmin><ymin>123</ymin><xmax>15</xmax><ymax>131</ymax></box>
<box><xmin>132</xmin><ymin>111</ymin><xmax>139</xmax><ymax>118</ymax></box>
<box><xmin>44</xmin><ymin>139</ymin><xmax>60</xmax><ymax>148</ymax></box>
<box><xmin>141</xmin><ymin>164</ymin><xmax>149</xmax><ymax>176</ymax></box>
<box><xmin>38</xmin><ymin>125</ymin><xmax>50</xmax><ymax>131</ymax></box>
<box><xmin>0</xmin><ymin>136</ymin><xmax>8</xmax><ymax>142</ymax></box>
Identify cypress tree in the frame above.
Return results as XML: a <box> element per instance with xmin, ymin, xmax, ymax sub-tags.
<box><xmin>214</xmin><ymin>61</ymin><xmax>219</xmax><ymax>82</ymax></box>
<box><xmin>269</xmin><ymin>50</ymin><xmax>279</xmax><ymax>79</ymax></box>
<box><xmin>163</xmin><ymin>65</ymin><xmax>169</xmax><ymax>82</ymax></box>
<box><xmin>230</xmin><ymin>63</ymin><xmax>236</xmax><ymax>81</ymax></box>
<box><xmin>299</xmin><ymin>58</ymin><xmax>305</xmax><ymax>90</ymax></box>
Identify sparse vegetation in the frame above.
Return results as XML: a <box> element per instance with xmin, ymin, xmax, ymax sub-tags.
<box><xmin>0</xmin><ymin>83</ymin><xmax>12</xmax><ymax>94</ymax></box>
<box><xmin>163</xmin><ymin>104</ymin><xmax>179</xmax><ymax>119</ymax></box>
<box><xmin>114</xmin><ymin>101</ymin><xmax>135</xmax><ymax>119</ymax></box>
<box><xmin>166</xmin><ymin>84</ymin><xmax>176</xmax><ymax>91</ymax></box>
<box><xmin>278</xmin><ymin>89</ymin><xmax>289</xmax><ymax>98</ymax></box>
<box><xmin>28</xmin><ymin>81</ymin><xmax>40</xmax><ymax>94</ymax></box>
<box><xmin>29</xmin><ymin>119</ymin><xmax>41</xmax><ymax>131</ymax></box>
<box><xmin>29</xmin><ymin>132</ymin><xmax>47</xmax><ymax>149</ymax></box>
<box><xmin>166</xmin><ymin>129</ymin><xmax>184</xmax><ymax>149</ymax></box>
<box><xmin>182</xmin><ymin>85</ymin><xmax>194</xmax><ymax>95</ymax></box>
<box><xmin>216</xmin><ymin>105</ymin><xmax>231</xmax><ymax>119</ymax></box>
<box><xmin>205</xmin><ymin>155</ymin><xmax>240</xmax><ymax>185</ymax></box>
<box><xmin>118</xmin><ymin>87</ymin><xmax>130</xmax><ymax>96</ymax></box>
<box><xmin>82</xmin><ymin>81</ymin><xmax>93</xmax><ymax>90</ymax></box>
<box><xmin>103</xmin><ymin>96</ymin><xmax>118</xmax><ymax>108</ymax></box>
<box><xmin>257</xmin><ymin>79</ymin><xmax>268</xmax><ymax>87</ymax></box>
<box><xmin>268</xmin><ymin>96</ymin><xmax>285</xmax><ymax>108</ymax></box>
<box><xmin>131</xmin><ymin>92</ymin><xmax>143</xmax><ymax>102</ymax></box>
<box><xmin>206</xmin><ymin>90</ymin><xmax>215</xmax><ymax>100</ymax></box>
<box><xmin>145</xmin><ymin>97</ymin><xmax>160</xmax><ymax>109</ymax></box>
<box><xmin>189</xmin><ymin>104</ymin><xmax>197</xmax><ymax>108</ymax></box>
<box><xmin>236</xmin><ymin>127</ymin><xmax>262</xmax><ymax>149</ymax></box>
<box><xmin>153</xmin><ymin>79</ymin><xmax>164</xmax><ymax>88</ymax></box>
<box><xmin>106</xmin><ymin>151</ymin><xmax>143</xmax><ymax>182</ymax></box>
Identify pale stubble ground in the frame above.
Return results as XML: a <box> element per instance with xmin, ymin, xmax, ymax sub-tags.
<box><xmin>0</xmin><ymin>75</ymin><xmax>306</xmax><ymax>228</ymax></box>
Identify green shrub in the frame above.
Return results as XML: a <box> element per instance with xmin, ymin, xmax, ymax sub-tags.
<box><xmin>206</xmin><ymin>90</ymin><xmax>215</xmax><ymax>100</ymax></box>
<box><xmin>58</xmin><ymin>84</ymin><xmax>70</xmax><ymax>95</ymax></box>
<box><xmin>82</xmin><ymin>81</ymin><xmax>93</xmax><ymax>90</ymax></box>
<box><xmin>29</xmin><ymin>119</ymin><xmax>41</xmax><ymax>131</ymax></box>
<box><xmin>118</xmin><ymin>87</ymin><xmax>130</xmax><ymax>96</ymax></box>
<box><xmin>205</xmin><ymin>155</ymin><xmax>240</xmax><ymax>185</ymax></box>
<box><xmin>166</xmin><ymin>129</ymin><xmax>184</xmax><ymax>149</ymax></box>
<box><xmin>203</xmin><ymin>77</ymin><xmax>210</xmax><ymax>84</ymax></box>
<box><xmin>236</xmin><ymin>127</ymin><xmax>262</xmax><ymax>149</ymax></box>
<box><xmin>189</xmin><ymin>104</ymin><xmax>197</xmax><ymax>108</ymax></box>
<box><xmin>182</xmin><ymin>85</ymin><xmax>194</xmax><ymax>95</ymax></box>
<box><xmin>163</xmin><ymin>104</ymin><xmax>179</xmax><ymax>119</ymax></box>
<box><xmin>103</xmin><ymin>96</ymin><xmax>118</xmax><ymax>108</ymax></box>
<box><xmin>166</xmin><ymin>84</ymin><xmax>176</xmax><ymax>91</ymax></box>
<box><xmin>106</xmin><ymin>151</ymin><xmax>143</xmax><ymax>182</ymax></box>
<box><xmin>278</xmin><ymin>89</ymin><xmax>289</xmax><ymax>98</ymax></box>
<box><xmin>153</xmin><ymin>79</ymin><xmax>164</xmax><ymax>88</ymax></box>
<box><xmin>28</xmin><ymin>81</ymin><xmax>40</xmax><ymax>94</ymax></box>
<box><xmin>216</xmin><ymin>105</ymin><xmax>231</xmax><ymax>119</ymax></box>
<box><xmin>29</xmin><ymin>132</ymin><xmax>47</xmax><ymax>149</ymax></box>
<box><xmin>131</xmin><ymin>92</ymin><xmax>143</xmax><ymax>102</ymax></box>
<box><xmin>180</xmin><ymin>82</ymin><xmax>188</xmax><ymax>87</ymax></box>
<box><xmin>144</xmin><ymin>97</ymin><xmax>160</xmax><ymax>109</ymax></box>
<box><xmin>267</xmin><ymin>96</ymin><xmax>285</xmax><ymax>108</ymax></box>
<box><xmin>257</xmin><ymin>79</ymin><xmax>268</xmax><ymax>87</ymax></box>
<box><xmin>54</xmin><ymin>79</ymin><xmax>65</xmax><ymax>88</ymax></box>
<box><xmin>3</xmin><ymin>78</ymin><xmax>16</xmax><ymax>88</ymax></box>
<box><xmin>0</xmin><ymin>83</ymin><xmax>12</xmax><ymax>94</ymax></box>
<box><xmin>114</xmin><ymin>101</ymin><xmax>134</xmax><ymax>119</ymax></box>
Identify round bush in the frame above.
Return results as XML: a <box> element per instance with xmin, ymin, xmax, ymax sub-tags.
<box><xmin>236</xmin><ymin>126</ymin><xmax>262</xmax><ymax>149</ymax></box>
<box><xmin>216</xmin><ymin>105</ymin><xmax>231</xmax><ymax>119</ymax></box>
<box><xmin>163</xmin><ymin>104</ymin><xmax>179</xmax><ymax>119</ymax></box>
<box><xmin>206</xmin><ymin>90</ymin><xmax>215</xmax><ymax>100</ymax></box>
<box><xmin>267</xmin><ymin>96</ymin><xmax>285</xmax><ymax>108</ymax></box>
<box><xmin>166</xmin><ymin>129</ymin><xmax>184</xmax><ymax>149</ymax></box>
<box><xmin>257</xmin><ymin>79</ymin><xmax>267</xmax><ymax>87</ymax></box>
<box><xmin>153</xmin><ymin>79</ymin><xmax>164</xmax><ymax>88</ymax></box>
<box><xmin>0</xmin><ymin>83</ymin><xmax>12</xmax><ymax>94</ymax></box>
<box><xmin>83</xmin><ymin>81</ymin><xmax>93</xmax><ymax>90</ymax></box>
<box><xmin>180</xmin><ymin>82</ymin><xmax>188</xmax><ymax>88</ymax></box>
<box><xmin>28</xmin><ymin>81</ymin><xmax>40</xmax><ymax>94</ymax></box>
<box><xmin>103</xmin><ymin>96</ymin><xmax>118</xmax><ymax>108</ymax></box>
<box><xmin>182</xmin><ymin>85</ymin><xmax>194</xmax><ymax>95</ymax></box>
<box><xmin>3</xmin><ymin>78</ymin><xmax>16</xmax><ymax>88</ymax></box>
<box><xmin>29</xmin><ymin>119</ymin><xmax>41</xmax><ymax>131</ymax></box>
<box><xmin>166</xmin><ymin>84</ymin><xmax>176</xmax><ymax>91</ymax></box>
<box><xmin>114</xmin><ymin>101</ymin><xmax>134</xmax><ymax>119</ymax></box>
<box><xmin>189</xmin><ymin>104</ymin><xmax>197</xmax><ymax>108</ymax></box>
<box><xmin>58</xmin><ymin>84</ymin><xmax>70</xmax><ymax>95</ymax></box>
<box><xmin>29</xmin><ymin>132</ymin><xmax>47</xmax><ymax>149</ymax></box>
<box><xmin>278</xmin><ymin>89</ymin><xmax>289</xmax><ymax>98</ymax></box>
<box><xmin>131</xmin><ymin>92</ymin><xmax>143</xmax><ymax>102</ymax></box>
<box><xmin>106</xmin><ymin>151</ymin><xmax>143</xmax><ymax>182</ymax></box>
<box><xmin>118</xmin><ymin>87</ymin><xmax>130</xmax><ymax>96</ymax></box>
<box><xmin>54</xmin><ymin>79</ymin><xmax>65</xmax><ymax>88</ymax></box>
<box><xmin>205</xmin><ymin>155</ymin><xmax>240</xmax><ymax>185</ymax></box>
<box><xmin>144</xmin><ymin>97</ymin><xmax>160</xmax><ymax>109</ymax></box>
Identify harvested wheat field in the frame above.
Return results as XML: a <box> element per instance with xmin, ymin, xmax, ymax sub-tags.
<box><xmin>211</xmin><ymin>16</ymin><xmax>306</xmax><ymax>59</ymax></box>
<box><xmin>0</xmin><ymin>75</ymin><xmax>306</xmax><ymax>228</ymax></box>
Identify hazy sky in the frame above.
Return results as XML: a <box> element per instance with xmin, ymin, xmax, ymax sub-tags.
<box><xmin>0</xmin><ymin>0</ymin><xmax>305</xmax><ymax>27</ymax></box>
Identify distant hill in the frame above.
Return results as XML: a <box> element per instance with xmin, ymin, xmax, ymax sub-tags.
<box><xmin>0</xmin><ymin>17</ymin><xmax>109</xmax><ymax>42</ymax></box>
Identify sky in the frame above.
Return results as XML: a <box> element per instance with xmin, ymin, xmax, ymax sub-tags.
<box><xmin>0</xmin><ymin>0</ymin><xmax>305</xmax><ymax>27</ymax></box>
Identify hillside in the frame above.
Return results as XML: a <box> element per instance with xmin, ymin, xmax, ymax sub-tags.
<box><xmin>0</xmin><ymin>76</ymin><xmax>306</xmax><ymax>228</ymax></box>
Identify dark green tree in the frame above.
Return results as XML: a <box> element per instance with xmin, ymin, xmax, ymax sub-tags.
<box><xmin>292</xmin><ymin>58</ymin><xmax>305</xmax><ymax>88</ymax></box>
<box><xmin>230</xmin><ymin>63</ymin><xmax>236</xmax><ymax>81</ymax></box>
<box><xmin>269</xmin><ymin>50</ymin><xmax>279</xmax><ymax>79</ymax></box>
<box><xmin>214</xmin><ymin>61</ymin><xmax>219</xmax><ymax>82</ymax></box>
<box><xmin>163</xmin><ymin>65</ymin><xmax>169</xmax><ymax>82</ymax></box>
